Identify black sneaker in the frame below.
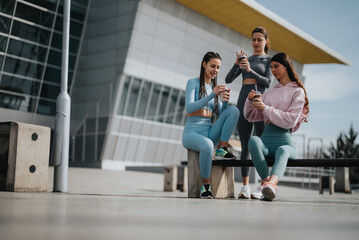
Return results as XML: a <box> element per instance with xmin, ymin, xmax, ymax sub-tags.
<box><xmin>214</xmin><ymin>147</ymin><xmax>236</xmax><ymax>160</ymax></box>
<box><xmin>200</xmin><ymin>184</ymin><xmax>213</xmax><ymax>199</ymax></box>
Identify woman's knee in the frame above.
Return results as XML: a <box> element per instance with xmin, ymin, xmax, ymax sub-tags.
<box><xmin>276</xmin><ymin>145</ymin><xmax>296</xmax><ymax>159</ymax></box>
<box><xmin>199</xmin><ymin>139</ymin><xmax>214</xmax><ymax>156</ymax></box>
<box><xmin>248</xmin><ymin>136</ymin><xmax>261</xmax><ymax>149</ymax></box>
<box><xmin>228</xmin><ymin>105</ymin><xmax>240</xmax><ymax>118</ymax></box>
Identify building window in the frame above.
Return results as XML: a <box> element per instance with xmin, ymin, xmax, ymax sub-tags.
<box><xmin>117</xmin><ymin>75</ymin><xmax>187</xmax><ymax>126</ymax></box>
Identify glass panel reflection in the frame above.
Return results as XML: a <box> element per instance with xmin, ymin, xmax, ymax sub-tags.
<box><xmin>0</xmin><ymin>0</ymin><xmax>15</xmax><ymax>15</ymax></box>
<box><xmin>146</xmin><ymin>84</ymin><xmax>161</xmax><ymax>120</ymax></box>
<box><xmin>125</xmin><ymin>78</ymin><xmax>141</xmax><ymax>117</ymax></box>
<box><xmin>157</xmin><ymin>86</ymin><xmax>170</xmax><ymax>122</ymax></box>
<box><xmin>136</xmin><ymin>81</ymin><xmax>151</xmax><ymax>119</ymax></box>
<box><xmin>175</xmin><ymin>94</ymin><xmax>185</xmax><ymax>125</ymax></box>
<box><xmin>15</xmin><ymin>2</ymin><xmax>55</xmax><ymax>28</ymax></box>
<box><xmin>40</xmin><ymin>83</ymin><xmax>60</xmax><ymax>100</ymax></box>
<box><xmin>118</xmin><ymin>76</ymin><xmax>130</xmax><ymax>115</ymax></box>
<box><xmin>1</xmin><ymin>74</ymin><xmax>40</xmax><ymax>96</ymax></box>
<box><xmin>0</xmin><ymin>37</ymin><xmax>7</xmax><ymax>52</ymax></box>
<box><xmin>26</xmin><ymin>0</ymin><xmax>58</xmax><ymax>11</ymax></box>
<box><xmin>0</xmin><ymin>16</ymin><xmax>11</xmax><ymax>34</ymax></box>
<box><xmin>44</xmin><ymin>66</ymin><xmax>61</xmax><ymax>84</ymax></box>
<box><xmin>4</xmin><ymin>56</ymin><xmax>43</xmax><ymax>79</ymax></box>
<box><xmin>0</xmin><ymin>91</ymin><xmax>25</xmax><ymax>110</ymax></box>
<box><xmin>8</xmin><ymin>39</ymin><xmax>47</xmax><ymax>62</ymax></box>
<box><xmin>37</xmin><ymin>99</ymin><xmax>56</xmax><ymax>115</ymax></box>
<box><xmin>166</xmin><ymin>89</ymin><xmax>179</xmax><ymax>124</ymax></box>
<box><xmin>12</xmin><ymin>20</ymin><xmax>51</xmax><ymax>45</ymax></box>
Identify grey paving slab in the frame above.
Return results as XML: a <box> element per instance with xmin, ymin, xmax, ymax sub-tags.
<box><xmin>0</xmin><ymin>167</ymin><xmax>359</xmax><ymax>240</ymax></box>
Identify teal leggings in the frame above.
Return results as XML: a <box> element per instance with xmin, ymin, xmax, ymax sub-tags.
<box><xmin>182</xmin><ymin>106</ymin><xmax>239</xmax><ymax>178</ymax></box>
<box><xmin>248</xmin><ymin>124</ymin><xmax>296</xmax><ymax>180</ymax></box>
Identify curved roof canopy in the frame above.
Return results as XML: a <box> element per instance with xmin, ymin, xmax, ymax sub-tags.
<box><xmin>175</xmin><ymin>0</ymin><xmax>350</xmax><ymax>65</ymax></box>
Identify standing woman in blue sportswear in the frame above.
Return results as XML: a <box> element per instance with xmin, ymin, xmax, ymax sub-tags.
<box><xmin>225</xmin><ymin>27</ymin><xmax>274</xmax><ymax>199</ymax></box>
<box><xmin>182</xmin><ymin>51</ymin><xmax>239</xmax><ymax>199</ymax></box>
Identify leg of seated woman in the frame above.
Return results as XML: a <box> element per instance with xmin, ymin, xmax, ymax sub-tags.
<box><xmin>270</xmin><ymin>145</ymin><xmax>296</xmax><ymax>182</ymax></box>
<box><xmin>209</xmin><ymin>105</ymin><xmax>239</xmax><ymax>145</ymax></box>
<box><xmin>182</xmin><ymin>132</ymin><xmax>214</xmax><ymax>180</ymax></box>
<box><xmin>248</xmin><ymin>136</ymin><xmax>270</xmax><ymax>179</ymax></box>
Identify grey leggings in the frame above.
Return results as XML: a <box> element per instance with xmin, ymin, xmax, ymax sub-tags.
<box><xmin>237</xmin><ymin>84</ymin><xmax>265</xmax><ymax>177</ymax></box>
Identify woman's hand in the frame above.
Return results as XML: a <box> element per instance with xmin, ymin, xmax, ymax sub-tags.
<box><xmin>213</xmin><ymin>85</ymin><xmax>226</xmax><ymax>95</ymax></box>
<box><xmin>248</xmin><ymin>90</ymin><xmax>256</xmax><ymax>100</ymax></box>
<box><xmin>235</xmin><ymin>51</ymin><xmax>240</xmax><ymax>65</ymax></box>
<box><xmin>239</xmin><ymin>58</ymin><xmax>251</xmax><ymax>73</ymax></box>
<box><xmin>235</xmin><ymin>50</ymin><xmax>247</xmax><ymax>65</ymax></box>
<box><xmin>220</xmin><ymin>89</ymin><xmax>230</xmax><ymax>102</ymax></box>
<box><xmin>252</xmin><ymin>98</ymin><xmax>266</xmax><ymax>110</ymax></box>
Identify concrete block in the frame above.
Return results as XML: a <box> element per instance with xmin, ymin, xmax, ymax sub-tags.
<box><xmin>0</xmin><ymin>122</ymin><xmax>50</xmax><ymax>192</ymax></box>
<box><xmin>187</xmin><ymin>150</ymin><xmax>235</xmax><ymax>198</ymax></box>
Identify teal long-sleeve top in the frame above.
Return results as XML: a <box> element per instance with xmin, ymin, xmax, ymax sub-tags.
<box><xmin>185</xmin><ymin>77</ymin><xmax>227</xmax><ymax>115</ymax></box>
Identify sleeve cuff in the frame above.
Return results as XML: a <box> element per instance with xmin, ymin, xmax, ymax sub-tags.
<box><xmin>263</xmin><ymin>105</ymin><xmax>270</xmax><ymax>116</ymax></box>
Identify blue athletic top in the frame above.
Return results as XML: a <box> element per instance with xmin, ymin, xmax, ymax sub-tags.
<box><xmin>225</xmin><ymin>54</ymin><xmax>273</xmax><ymax>88</ymax></box>
<box><xmin>185</xmin><ymin>77</ymin><xmax>227</xmax><ymax>115</ymax></box>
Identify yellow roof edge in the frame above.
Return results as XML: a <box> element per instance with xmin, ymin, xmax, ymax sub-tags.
<box><xmin>175</xmin><ymin>0</ymin><xmax>350</xmax><ymax>65</ymax></box>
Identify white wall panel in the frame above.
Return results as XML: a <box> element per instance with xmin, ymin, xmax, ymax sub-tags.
<box><xmin>135</xmin><ymin>12</ymin><xmax>158</xmax><ymax>35</ymax></box>
<box><xmin>155</xmin><ymin>21</ymin><xmax>184</xmax><ymax>45</ymax></box>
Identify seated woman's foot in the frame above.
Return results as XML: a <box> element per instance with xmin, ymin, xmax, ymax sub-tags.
<box><xmin>214</xmin><ymin>147</ymin><xmax>236</xmax><ymax>160</ymax></box>
<box><xmin>261</xmin><ymin>182</ymin><xmax>277</xmax><ymax>201</ymax></box>
<box><xmin>200</xmin><ymin>184</ymin><xmax>213</xmax><ymax>199</ymax></box>
<box><xmin>251</xmin><ymin>185</ymin><xmax>264</xmax><ymax>199</ymax></box>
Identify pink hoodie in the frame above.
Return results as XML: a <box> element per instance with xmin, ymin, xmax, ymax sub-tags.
<box><xmin>244</xmin><ymin>82</ymin><xmax>307</xmax><ymax>133</ymax></box>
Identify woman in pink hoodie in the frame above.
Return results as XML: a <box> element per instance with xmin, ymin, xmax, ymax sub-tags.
<box><xmin>244</xmin><ymin>52</ymin><xmax>309</xmax><ymax>201</ymax></box>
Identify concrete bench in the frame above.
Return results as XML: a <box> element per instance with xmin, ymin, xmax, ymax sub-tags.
<box><xmin>186</xmin><ymin>149</ymin><xmax>359</xmax><ymax>198</ymax></box>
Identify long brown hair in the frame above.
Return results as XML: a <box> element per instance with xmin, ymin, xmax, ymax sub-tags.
<box><xmin>252</xmin><ymin>27</ymin><xmax>270</xmax><ymax>54</ymax></box>
<box><xmin>271</xmin><ymin>52</ymin><xmax>309</xmax><ymax>120</ymax></box>
<box><xmin>199</xmin><ymin>51</ymin><xmax>222</xmax><ymax>117</ymax></box>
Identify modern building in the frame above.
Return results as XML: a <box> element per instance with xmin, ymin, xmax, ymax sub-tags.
<box><xmin>0</xmin><ymin>0</ymin><xmax>349</xmax><ymax>171</ymax></box>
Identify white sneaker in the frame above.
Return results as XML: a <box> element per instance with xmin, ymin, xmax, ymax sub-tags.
<box><xmin>261</xmin><ymin>183</ymin><xmax>277</xmax><ymax>201</ymax></box>
<box><xmin>238</xmin><ymin>185</ymin><xmax>251</xmax><ymax>199</ymax></box>
<box><xmin>251</xmin><ymin>185</ymin><xmax>264</xmax><ymax>199</ymax></box>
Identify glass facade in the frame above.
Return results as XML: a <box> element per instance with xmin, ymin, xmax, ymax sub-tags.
<box><xmin>0</xmin><ymin>0</ymin><xmax>89</xmax><ymax>115</ymax></box>
<box><xmin>118</xmin><ymin>76</ymin><xmax>187</xmax><ymax>126</ymax></box>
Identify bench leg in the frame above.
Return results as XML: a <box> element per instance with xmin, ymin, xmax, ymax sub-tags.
<box><xmin>177</xmin><ymin>166</ymin><xmax>188</xmax><ymax>192</ymax></box>
<box><xmin>164</xmin><ymin>166</ymin><xmax>178</xmax><ymax>192</ymax></box>
<box><xmin>188</xmin><ymin>151</ymin><xmax>202</xmax><ymax>198</ymax></box>
<box><xmin>225</xmin><ymin>167</ymin><xmax>235</xmax><ymax>198</ymax></box>
<box><xmin>319</xmin><ymin>177</ymin><xmax>323</xmax><ymax>194</ymax></box>
<box><xmin>187</xmin><ymin>150</ymin><xmax>235</xmax><ymax>198</ymax></box>
<box><xmin>329</xmin><ymin>176</ymin><xmax>335</xmax><ymax>195</ymax></box>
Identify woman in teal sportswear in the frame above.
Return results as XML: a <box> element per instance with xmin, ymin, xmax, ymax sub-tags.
<box><xmin>182</xmin><ymin>52</ymin><xmax>239</xmax><ymax>199</ymax></box>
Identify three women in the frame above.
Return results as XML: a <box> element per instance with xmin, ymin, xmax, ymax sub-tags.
<box><xmin>182</xmin><ymin>29</ymin><xmax>308</xmax><ymax>201</ymax></box>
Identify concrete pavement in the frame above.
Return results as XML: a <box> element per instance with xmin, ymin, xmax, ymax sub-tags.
<box><xmin>0</xmin><ymin>167</ymin><xmax>359</xmax><ymax>240</ymax></box>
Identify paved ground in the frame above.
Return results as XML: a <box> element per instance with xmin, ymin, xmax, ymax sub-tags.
<box><xmin>1</xmin><ymin>167</ymin><xmax>359</xmax><ymax>240</ymax></box>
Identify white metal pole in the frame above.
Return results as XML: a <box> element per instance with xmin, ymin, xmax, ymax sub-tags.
<box><xmin>53</xmin><ymin>0</ymin><xmax>71</xmax><ymax>192</ymax></box>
